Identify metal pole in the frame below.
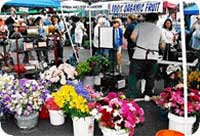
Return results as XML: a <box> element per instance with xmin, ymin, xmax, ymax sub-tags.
<box><xmin>60</xmin><ymin>0</ymin><xmax>79</xmax><ymax>62</ymax></box>
<box><xmin>179</xmin><ymin>0</ymin><xmax>188</xmax><ymax>135</ymax></box>
<box><xmin>89</xmin><ymin>0</ymin><xmax>92</xmax><ymax>56</ymax></box>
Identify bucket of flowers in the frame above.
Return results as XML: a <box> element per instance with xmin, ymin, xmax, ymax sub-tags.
<box><xmin>0</xmin><ymin>74</ymin><xmax>15</xmax><ymax>115</ymax></box>
<box><xmin>40</xmin><ymin>63</ymin><xmax>78</xmax><ymax>91</ymax></box>
<box><xmin>0</xmin><ymin>78</ymin><xmax>49</xmax><ymax>129</ymax></box>
<box><xmin>45</xmin><ymin>97</ymin><xmax>65</xmax><ymax>126</ymax></box>
<box><xmin>52</xmin><ymin>81</ymin><xmax>102</xmax><ymax>136</ymax></box>
<box><xmin>153</xmin><ymin>87</ymin><xmax>200</xmax><ymax>135</ymax></box>
<box><xmin>90</xmin><ymin>92</ymin><xmax>145</xmax><ymax>136</ymax></box>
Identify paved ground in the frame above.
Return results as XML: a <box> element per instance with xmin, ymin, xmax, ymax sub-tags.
<box><xmin>1</xmin><ymin>101</ymin><xmax>168</xmax><ymax>136</ymax></box>
<box><xmin>1</xmin><ymin>46</ymin><xmax>169</xmax><ymax>136</ymax></box>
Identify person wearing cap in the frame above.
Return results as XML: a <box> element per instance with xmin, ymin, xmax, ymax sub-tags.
<box><xmin>111</xmin><ymin>18</ymin><xmax>123</xmax><ymax>73</ymax></box>
<box><xmin>128</xmin><ymin>13</ymin><xmax>165</xmax><ymax>99</ymax></box>
<box><xmin>124</xmin><ymin>14</ymin><xmax>137</xmax><ymax>61</ymax></box>
<box><xmin>10</xmin><ymin>23</ymin><xmax>23</xmax><ymax>39</ymax></box>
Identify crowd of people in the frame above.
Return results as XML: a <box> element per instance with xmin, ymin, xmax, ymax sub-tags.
<box><xmin>1</xmin><ymin>6</ymin><xmax>200</xmax><ymax>99</ymax></box>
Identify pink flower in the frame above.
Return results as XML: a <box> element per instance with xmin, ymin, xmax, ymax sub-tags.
<box><xmin>93</xmin><ymin>92</ymin><xmax>144</xmax><ymax>136</ymax></box>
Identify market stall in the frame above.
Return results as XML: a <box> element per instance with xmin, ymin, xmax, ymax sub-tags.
<box><xmin>0</xmin><ymin>0</ymin><xmax>200</xmax><ymax>136</ymax></box>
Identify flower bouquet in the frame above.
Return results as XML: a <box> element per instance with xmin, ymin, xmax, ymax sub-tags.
<box><xmin>0</xmin><ymin>74</ymin><xmax>15</xmax><ymax>114</ymax></box>
<box><xmin>187</xmin><ymin>70</ymin><xmax>200</xmax><ymax>90</ymax></box>
<box><xmin>153</xmin><ymin>87</ymin><xmax>200</xmax><ymax>117</ymax></box>
<box><xmin>0</xmin><ymin>78</ymin><xmax>49</xmax><ymax>129</ymax></box>
<box><xmin>40</xmin><ymin>63</ymin><xmax>78</xmax><ymax>91</ymax></box>
<box><xmin>52</xmin><ymin>82</ymin><xmax>102</xmax><ymax>118</ymax></box>
<box><xmin>0</xmin><ymin>78</ymin><xmax>49</xmax><ymax>116</ymax></box>
<box><xmin>45</xmin><ymin>97</ymin><xmax>65</xmax><ymax>125</ymax></box>
<box><xmin>153</xmin><ymin>87</ymin><xmax>200</xmax><ymax>134</ymax></box>
<box><xmin>90</xmin><ymin>92</ymin><xmax>144</xmax><ymax>136</ymax></box>
<box><xmin>52</xmin><ymin>82</ymin><xmax>102</xmax><ymax>136</ymax></box>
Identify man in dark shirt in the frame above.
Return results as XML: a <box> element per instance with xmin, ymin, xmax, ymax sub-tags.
<box><xmin>124</xmin><ymin>14</ymin><xmax>137</xmax><ymax>61</ymax></box>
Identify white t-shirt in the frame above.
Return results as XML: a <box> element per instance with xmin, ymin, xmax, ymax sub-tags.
<box><xmin>75</xmin><ymin>21</ymin><xmax>84</xmax><ymax>35</ymax></box>
<box><xmin>162</xmin><ymin>28</ymin><xmax>176</xmax><ymax>45</ymax></box>
<box><xmin>133</xmin><ymin>22</ymin><xmax>164</xmax><ymax>60</ymax></box>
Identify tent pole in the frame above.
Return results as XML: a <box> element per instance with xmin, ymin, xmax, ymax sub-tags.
<box><xmin>89</xmin><ymin>0</ymin><xmax>92</xmax><ymax>56</ymax></box>
<box><xmin>179</xmin><ymin>0</ymin><xmax>188</xmax><ymax>135</ymax></box>
<box><xmin>60</xmin><ymin>0</ymin><xmax>79</xmax><ymax>63</ymax></box>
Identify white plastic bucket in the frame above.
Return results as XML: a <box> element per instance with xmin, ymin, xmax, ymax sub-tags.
<box><xmin>49</xmin><ymin>110</ymin><xmax>65</xmax><ymax>126</ymax></box>
<box><xmin>73</xmin><ymin>116</ymin><xmax>94</xmax><ymax>136</ymax></box>
<box><xmin>168</xmin><ymin>112</ymin><xmax>196</xmax><ymax>135</ymax></box>
<box><xmin>100</xmin><ymin>127</ymin><xmax>129</xmax><ymax>136</ymax></box>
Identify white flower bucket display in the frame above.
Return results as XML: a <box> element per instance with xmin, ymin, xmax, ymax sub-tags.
<box><xmin>49</xmin><ymin>110</ymin><xmax>65</xmax><ymax>126</ymax></box>
<box><xmin>72</xmin><ymin>116</ymin><xmax>94</xmax><ymax>136</ymax></box>
<box><xmin>100</xmin><ymin>127</ymin><xmax>129</xmax><ymax>136</ymax></box>
<box><xmin>168</xmin><ymin>112</ymin><xmax>197</xmax><ymax>135</ymax></box>
<box><xmin>83</xmin><ymin>76</ymin><xmax>95</xmax><ymax>87</ymax></box>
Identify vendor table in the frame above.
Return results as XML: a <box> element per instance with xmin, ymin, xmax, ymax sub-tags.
<box><xmin>158</xmin><ymin>57</ymin><xmax>198</xmax><ymax>67</ymax></box>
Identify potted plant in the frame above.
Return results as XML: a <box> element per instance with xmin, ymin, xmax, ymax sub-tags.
<box><xmin>0</xmin><ymin>78</ymin><xmax>49</xmax><ymax>129</ymax></box>
<box><xmin>153</xmin><ymin>87</ymin><xmax>200</xmax><ymax>135</ymax></box>
<box><xmin>52</xmin><ymin>82</ymin><xmax>102</xmax><ymax>136</ymax></box>
<box><xmin>76</xmin><ymin>55</ymin><xmax>110</xmax><ymax>87</ymax></box>
<box><xmin>90</xmin><ymin>92</ymin><xmax>144</xmax><ymax>136</ymax></box>
<box><xmin>76</xmin><ymin>61</ymin><xmax>92</xmax><ymax>80</ymax></box>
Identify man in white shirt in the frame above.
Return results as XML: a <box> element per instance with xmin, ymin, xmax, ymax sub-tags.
<box><xmin>128</xmin><ymin>13</ymin><xmax>165</xmax><ymax>98</ymax></box>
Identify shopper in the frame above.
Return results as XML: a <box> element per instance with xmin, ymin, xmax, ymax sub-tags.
<box><xmin>128</xmin><ymin>13</ymin><xmax>165</xmax><ymax>98</ymax></box>
<box><xmin>162</xmin><ymin>19</ymin><xmax>177</xmax><ymax>47</ymax></box>
<box><xmin>51</xmin><ymin>15</ymin><xmax>65</xmax><ymax>59</ymax></box>
<box><xmin>93</xmin><ymin>17</ymin><xmax>108</xmax><ymax>56</ymax></box>
<box><xmin>34</xmin><ymin>16</ymin><xmax>49</xmax><ymax>62</ymax></box>
<box><xmin>111</xmin><ymin>18</ymin><xmax>123</xmax><ymax>73</ymax></box>
<box><xmin>124</xmin><ymin>14</ymin><xmax>137</xmax><ymax>61</ymax></box>
<box><xmin>75</xmin><ymin>17</ymin><xmax>86</xmax><ymax>49</ymax></box>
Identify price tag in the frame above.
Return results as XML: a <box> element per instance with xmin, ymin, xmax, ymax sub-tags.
<box><xmin>38</xmin><ymin>42</ymin><xmax>47</xmax><ymax>47</ymax></box>
<box><xmin>117</xmin><ymin>79</ymin><xmax>126</xmax><ymax>89</ymax></box>
<box><xmin>24</xmin><ymin>42</ymin><xmax>33</xmax><ymax>50</ymax></box>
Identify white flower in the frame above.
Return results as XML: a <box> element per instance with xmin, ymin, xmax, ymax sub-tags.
<box><xmin>113</xmin><ymin>110</ymin><xmax>120</xmax><ymax>117</ymax></box>
<box><xmin>103</xmin><ymin>106</ymin><xmax>112</xmax><ymax>112</ymax></box>
<box><xmin>16</xmin><ymin>107</ymin><xmax>22</xmax><ymax>115</ymax></box>
<box><xmin>60</xmin><ymin>78</ymin><xmax>67</xmax><ymax>85</ymax></box>
<box><xmin>128</xmin><ymin>103</ymin><xmax>136</xmax><ymax>111</ymax></box>
<box><xmin>58</xmin><ymin>64</ymin><xmax>64</xmax><ymax>70</ymax></box>
<box><xmin>90</xmin><ymin>109</ymin><xmax>98</xmax><ymax>116</ymax></box>
<box><xmin>29</xmin><ymin>96</ymin><xmax>33</xmax><ymax>101</ymax></box>
<box><xmin>114</xmin><ymin>124</ymin><xmax>121</xmax><ymax>130</ymax></box>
